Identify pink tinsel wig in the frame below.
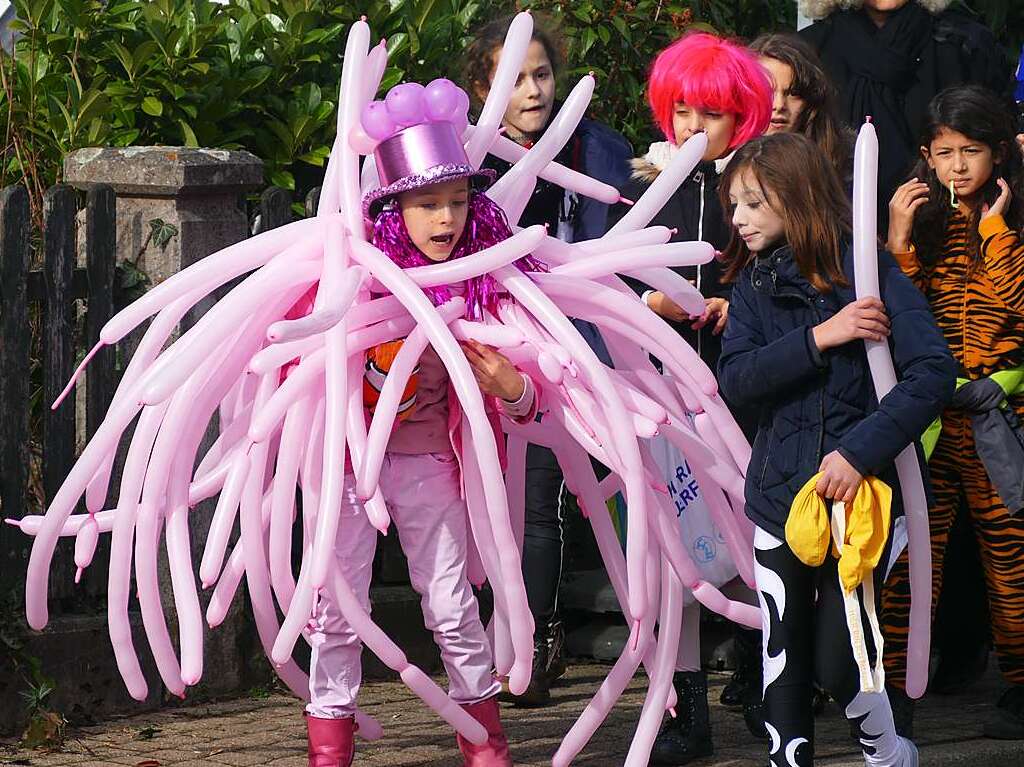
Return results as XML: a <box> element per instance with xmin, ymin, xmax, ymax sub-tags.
<box><xmin>647</xmin><ymin>32</ymin><xmax>772</xmax><ymax>150</ymax></box>
<box><xmin>371</xmin><ymin>190</ymin><xmax>545</xmax><ymax>321</ymax></box>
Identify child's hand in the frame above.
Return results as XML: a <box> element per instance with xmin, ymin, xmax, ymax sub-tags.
<box><xmin>645</xmin><ymin>291</ymin><xmax>688</xmax><ymax>323</ymax></box>
<box><xmin>462</xmin><ymin>340</ymin><xmax>525</xmax><ymax>401</ymax></box>
<box><xmin>816</xmin><ymin>451</ymin><xmax>863</xmax><ymax>504</ymax></box>
<box><xmin>887</xmin><ymin>178</ymin><xmax>928</xmax><ymax>252</ymax></box>
<box><xmin>812</xmin><ymin>297</ymin><xmax>890</xmax><ymax>352</ymax></box>
<box><xmin>982</xmin><ymin>178</ymin><xmax>1012</xmax><ymax>221</ymax></box>
<box><xmin>691</xmin><ymin>297</ymin><xmax>729</xmax><ymax>335</ymax></box>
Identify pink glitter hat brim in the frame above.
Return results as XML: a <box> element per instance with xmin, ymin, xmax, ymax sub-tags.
<box><xmin>362</xmin><ymin>164</ymin><xmax>497</xmax><ymax>219</ymax></box>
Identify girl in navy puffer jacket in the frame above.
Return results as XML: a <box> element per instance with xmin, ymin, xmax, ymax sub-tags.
<box><xmin>718</xmin><ymin>133</ymin><xmax>956</xmax><ymax>767</ymax></box>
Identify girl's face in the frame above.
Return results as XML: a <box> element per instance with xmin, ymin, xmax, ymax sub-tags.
<box><xmin>728</xmin><ymin>168</ymin><xmax>786</xmax><ymax>254</ymax></box>
<box><xmin>398</xmin><ymin>179</ymin><xmax>470</xmax><ymax>262</ymax></box>
<box><xmin>923</xmin><ymin>127</ymin><xmax>999</xmax><ymax>205</ymax></box>
<box><xmin>760</xmin><ymin>57</ymin><xmax>804</xmax><ymax>135</ymax></box>
<box><xmin>497</xmin><ymin>40</ymin><xmax>556</xmax><ymax>144</ymax></box>
<box><xmin>863</xmin><ymin>0</ymin><xmax>911</xmax><ymax>11</ymax></box>
<box><xmin>862</xmin><ymin>0</ymin><xmax>911</xmax><ymax>25</ymax></box>
<box><xmin>672</xmin><ymin>102</ymin><xmax>737</xmax><ymax>161</ymax></box>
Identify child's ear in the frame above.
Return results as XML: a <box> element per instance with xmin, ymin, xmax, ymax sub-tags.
<box><xmin>920</xmin><ymin>145</ymin><xmax>935</xmax><ymax>169</ymax></box>
<box><xmin>994</xmin><ymin>142</ymin><xmax>1008</xmax><ymax>165</ymax></box>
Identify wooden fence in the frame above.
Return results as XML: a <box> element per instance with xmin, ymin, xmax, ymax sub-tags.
<box><xmin>0</xmin><ymin>182</ymin><xmax>314</xmax><ymax>611</ymax></box>
<box><xmin>0</xmin><ymin>184</ymin><xmax>117</xmax><ymax>607</ymax></box>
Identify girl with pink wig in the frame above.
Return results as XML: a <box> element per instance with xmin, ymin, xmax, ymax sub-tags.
<box><xmin>607</xmin><ymin>31</ymin><xmax>772</xmax><ymax>766</ymax></box>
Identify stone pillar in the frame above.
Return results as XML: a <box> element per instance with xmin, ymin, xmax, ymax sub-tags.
<box><xmin>64</xmin><ymin>146</ymin><xmax>262</xmax><ymax>283</ymax></box>
<box><xmin>63</xmin><ymin>147</ymin><xmax>264</xmax><ymax>701</ymax></box>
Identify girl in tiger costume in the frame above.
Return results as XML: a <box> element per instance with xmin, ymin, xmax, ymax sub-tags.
<box><xmin>885</xmin><ymin>84</ymin><xmax>1024</xmax><ymax>740</ymax></box>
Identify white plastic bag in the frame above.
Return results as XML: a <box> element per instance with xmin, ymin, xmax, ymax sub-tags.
<box><xmin>648</xmin><ymin>429</ymin><xmax>738</xmax><ymax>599</ymax></box>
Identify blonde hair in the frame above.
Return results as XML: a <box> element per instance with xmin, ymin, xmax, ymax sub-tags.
<box><xmin>800</xmin><ymin>0</ymin><xmax>953</xmax><ymax>19</ymax></box>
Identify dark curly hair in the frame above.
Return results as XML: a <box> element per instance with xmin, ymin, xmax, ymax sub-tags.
<box><xmin>909</xmin><ymin>85</ymin><xmax>1024</xmax><ymax>268</ymax></box>
<box><xmin>463</xmin><ymin>14</ymin><xmax>563</xmax><ymax>112</ymax></box>
<box><xmin>749</xmin><ymin>33</ymin><xmax>854</xmax><ymax>183</ymax></box>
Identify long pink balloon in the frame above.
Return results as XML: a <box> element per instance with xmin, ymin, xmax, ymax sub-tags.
<box><xmin>852</xmin><ymin>122</ymin><xmax>930</xmax><ymax>698</ymax></box>
<box><xmin>464</xmin><ymin>13</ymin><xmax>533</xmax><ymax>169</ymax></box>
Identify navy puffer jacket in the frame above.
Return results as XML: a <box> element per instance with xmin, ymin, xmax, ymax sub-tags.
<box><xmin>718</xmin><ymin>243</ymin><xmax>957</xmax><ymax>539</ymax></box>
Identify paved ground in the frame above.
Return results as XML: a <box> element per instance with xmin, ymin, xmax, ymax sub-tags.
<box><xmin>2</xmin><ymin>661</ymin><xmax>1023</xmax><ymax>766</ymax></box>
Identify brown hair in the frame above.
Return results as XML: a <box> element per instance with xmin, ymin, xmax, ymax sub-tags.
<box><xmin>463</xmin><ymin>15</ymin><xmax>564</xmax><ymax>111</ymax></box>
<box><xmin>720</xmin><ymin>133</ymin><xmax>851</xmax><ymax>292</ymax></box>
<box><xmin>749</xmin><ymin>33</ymin><xmax>854</xmax><ymax>181</ymax></box>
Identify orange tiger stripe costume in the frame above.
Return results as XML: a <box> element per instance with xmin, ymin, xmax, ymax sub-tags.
<box><xmin>883</xmin><ymin>211</ymin><xmax>1024</xmax><ymax>690</ymax></box>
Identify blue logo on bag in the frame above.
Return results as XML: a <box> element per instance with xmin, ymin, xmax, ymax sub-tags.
<box><xmin>693</xmin><ymin>535</ymin><xmax>716</xmax><ymax>562</ymax></box>
<box><xmin>667</xmin><ymin>460</ymin><xmax>702</xmax><ymax>517</ymax></box>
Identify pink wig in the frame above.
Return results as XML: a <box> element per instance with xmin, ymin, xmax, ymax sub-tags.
<box><xmin>648</xmin><ymin>32</ymin><xmax>772</xmax><ymax>149</ymax></box>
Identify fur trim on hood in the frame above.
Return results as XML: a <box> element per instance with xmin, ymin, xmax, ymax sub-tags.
<box><xmin>800</xmin><ymin>0</ymin><xmax>953</xmax><ymax>20</ymax></box>
<box><xmin>630</xmin><ymin>141</ymin><xmax>734</xmax><ymax>183</ymax></box>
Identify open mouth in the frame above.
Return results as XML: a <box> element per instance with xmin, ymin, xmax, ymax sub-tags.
<box><xmin>430</xmin><ymin>233</ymin><xmax>455</xmax><ymax>246</ymax></box>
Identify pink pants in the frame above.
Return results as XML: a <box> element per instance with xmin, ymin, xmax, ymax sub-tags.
<box><xmin>306</xmin><ymin>451</ymin><xmax>501</xmax><ymax>718</ymax></box>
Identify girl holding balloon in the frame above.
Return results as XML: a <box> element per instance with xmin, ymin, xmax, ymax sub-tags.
<box><xmin>718</xmin><ymin>131</ymin><xmax>955</xmax><ymax>767</ymax></box>
<box><xmin>884</xmin><ymin>84</ymin><xmax>1024</xmax><ymax>740</ymax></box>
<box><xmin>304</xmin><ymin>80</ymin><xmax>544</xmax><ymax>767</ymax></box>
<box><xmin>607</xmin><ymin>31</ymin><xmax>773</xmax><ymax>764</ymax></box>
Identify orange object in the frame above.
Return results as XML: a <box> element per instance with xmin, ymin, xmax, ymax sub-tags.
<box><xmin>364</xmin><ymin>340</ymin><xmax>418</xmax><ymax>421</ymax></box>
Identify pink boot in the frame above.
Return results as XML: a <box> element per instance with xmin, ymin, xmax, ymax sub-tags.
<box><xmin>456</xmin><ymin>697</ymin><xmax>513</xmax><ymax>766</ymax></box>
<box><xmin>306</xmin><ymin>714</ymin><xmax>355</xmax><ymax>767</ymax></box>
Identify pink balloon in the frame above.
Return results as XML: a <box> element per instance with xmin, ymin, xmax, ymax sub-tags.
<box><xmin>487</xmin><ymin>76</ymin><xmax>595</xmax><ymax>225</ymax></box>
<box><xmin>625</xmin><ymin>561</ymin><xmax>683</xmax><ymax>766</ymax></box>
<box><xmin>361</xmin><ymin>101</ymin><xmax>395</xmax><ymax>141</ymax></box>
<box><xmin>495</xmin><ymin>270</ymin><xmax>649</xmax><ymax>623</ymax></box>
<box><xmin>852</xmin><ymin>122</ymin><xmax>931</xmax><ymax>698</ymax></box>
<box><xmin>348</xmin><ymin>123</ymin><xmax>377</xmax><ymax>155</ymax></box>
<box><xmin>474</xmin><ymin>130</ymin><xmax>621</xmax><ymax>206</ymax></box>
<box><xmin>99</xmin><ymin>222</ymin><xmax>325</xmax><ymax>346</ymax></box>
<box><xmin>464</xmin><ymin>12</ymin><xmax>533</xmax><ymax>168</ymax></box>
<box><xmin>606</xmin><ymin>132</ymin><xmax>707</xmax><ymax>235</ymax></box>
<box><xmin>424</xmin><ymin>78</ymin><xmax>462</xmax><ymax>122</ymax></box>
<box><xmin>385</xmin><ymin>82</ymin><xmax>426</xmax><ymax>127</ymax></box>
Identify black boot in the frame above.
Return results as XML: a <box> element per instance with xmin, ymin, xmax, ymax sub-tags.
<box><xmin>888</xmin><ymin>684</ymin><xmax>915</xmax><ymax>739</ymax></box>
<box><xmin>983</xmin><ymin>686</ymin><xmax>1024</xmax><ymax>740</ymax></box>
<box><xmin>721</xmin><ymin>627</ymin><xmax>761</xmax><ymax>709</ymax></box>
<box><xmin>500</xmin><ymin>621</ymin><xmax>565</xmax><ymax>707</ymax></box>
<box><xmin>545</xmin><ymin>620</ymin><xmax>568</xmax><ymax>683</ymax></box>
<box><xmin>929</xmin><ymin>643</ymin><xmax>989</xmax><ymax>695</ymax></box>
<box><xmin>650</xmin><ymin>671</ymin><xmax>714</xmax><ymax>766</ymax></box>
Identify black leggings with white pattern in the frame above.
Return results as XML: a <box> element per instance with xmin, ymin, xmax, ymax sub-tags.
<box><xmin>754</xmin><ymin>526</ymin><xmax>914</xmax><ymax>767</ymax></box>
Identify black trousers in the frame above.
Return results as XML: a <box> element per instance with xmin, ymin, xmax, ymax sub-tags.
<box><xmin>522</xmin><ymin>443</ymin><xmax>565</xmax><ymax>634</ymax></box>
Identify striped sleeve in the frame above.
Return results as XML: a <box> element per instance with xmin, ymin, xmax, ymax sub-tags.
<box><xmin>979</xmin><ymin>215</ymin><xmax>1024</xmax><ymax>314</ymax></box>
<box><xmin>889</xmin><ymin>244</ymin><xmax>927</xmax><ymax>292</ymax></box>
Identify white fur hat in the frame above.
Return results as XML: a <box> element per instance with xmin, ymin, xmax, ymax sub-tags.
<box><xmin>800</xmin><ymin>0</ymin><xmax>953</xmax><ymax>20</ymax></box>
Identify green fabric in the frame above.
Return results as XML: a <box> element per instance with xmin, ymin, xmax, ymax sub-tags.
<box><xmin>922</xmin><ymin>366</ymin><xmax>1024</xmax><ymax>461</ymax></box>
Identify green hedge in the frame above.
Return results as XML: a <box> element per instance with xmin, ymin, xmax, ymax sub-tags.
<box><xmin>2</xmin><ymin>0</ymin><xmax>1021</xmax><ymax>216</ymax></box>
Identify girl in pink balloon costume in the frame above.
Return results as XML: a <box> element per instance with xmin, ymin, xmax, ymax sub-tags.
<box><xmin>305</xmin><ymin>79</ymin><xmax>544</xmax><ymax>767</ymax></box>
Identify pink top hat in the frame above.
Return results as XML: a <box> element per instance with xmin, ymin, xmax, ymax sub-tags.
<box><xmin>357</xmin><ymin>79</ymin><xmax>495</xmax><ymax>219</ymax></box>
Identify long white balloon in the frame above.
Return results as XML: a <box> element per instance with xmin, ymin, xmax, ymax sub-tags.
<box><xmin>852</xmin><ymin>121</ymin><xmax>931</xmax><ymax>699</ymax></box>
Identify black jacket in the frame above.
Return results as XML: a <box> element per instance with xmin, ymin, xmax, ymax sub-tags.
<box><xmin>607</xmin><ymin>155</ymin><xmax>733</xmax><ymax>369</ymax></box>
<box><xmin>718</xmin><ymin>243</ymin><xmax>957</xmax><ymax>539</ymax></box>
<box><xmin>802</xmin><ymin>6</ymin><xmax>1011</xmax><ymax>228</ymax></box>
